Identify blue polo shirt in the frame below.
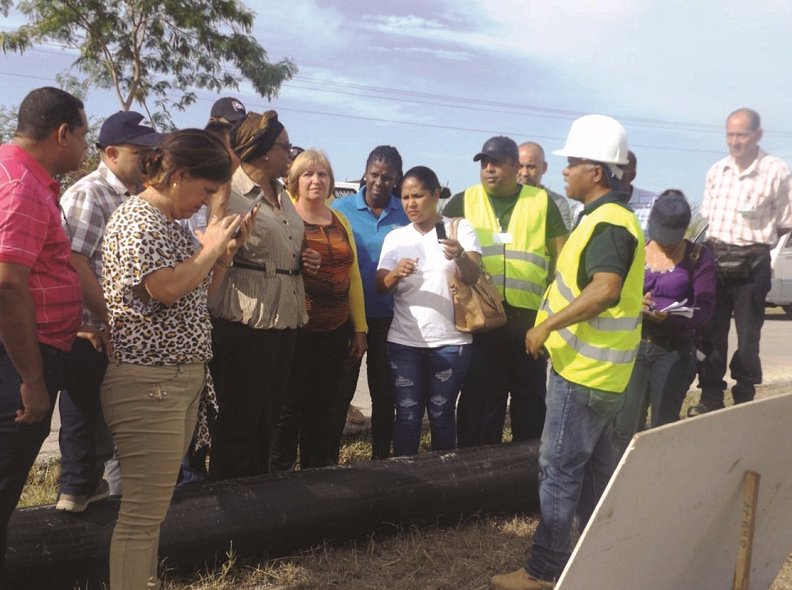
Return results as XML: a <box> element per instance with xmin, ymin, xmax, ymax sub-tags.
<box><xmin>331</xmin><ymin>187</ymin><xmax>408</xmax><ymax>318</ymax></box>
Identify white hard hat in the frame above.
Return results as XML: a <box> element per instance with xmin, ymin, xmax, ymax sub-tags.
<box><xmin>553</xmin><ymin>114</ymin><xmax>629</xmax><ymax>168</ymax></box>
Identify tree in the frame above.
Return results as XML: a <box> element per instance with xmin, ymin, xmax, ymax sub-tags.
<box><xmin>0</xmin><ymin>0</ymin><xmax>297</xmax><ymax>126</ymax></box>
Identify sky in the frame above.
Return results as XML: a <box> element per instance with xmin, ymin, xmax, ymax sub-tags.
<box><xmin>2</xmin><ymin>0</ymin><xmax>792</xmax><ymax>203</ymax></box>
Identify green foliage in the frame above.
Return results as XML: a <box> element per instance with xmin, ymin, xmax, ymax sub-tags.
<box><xmin>0</xmin><ymin>105</ymin><xmax>17</xmax><ymax>144</ymax></box>
<box><xmin>0</xmin><ymin>0</ymin><xmax>297</xmax><ymax>124</ymax></box>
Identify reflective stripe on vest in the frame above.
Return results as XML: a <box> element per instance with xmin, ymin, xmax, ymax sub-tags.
<box><xmin>464</xmin><ymin>184</ymin><xmax>549</xmax><ymax>310</ymax></box>
<box><xmin>535</xmin><ymin>201</ymin><xmax>645</xmax><ymax>393</ymax></box>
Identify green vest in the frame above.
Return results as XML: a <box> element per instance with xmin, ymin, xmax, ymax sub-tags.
<box><xmin>535</xmin><ymin>202</ymin><xmax>645</xmax><ymax>393</ymax></box>
<box><xmin>464</xmin><ymin>184</ymin><xmax>549</xmax><ymax>310</ymax></box>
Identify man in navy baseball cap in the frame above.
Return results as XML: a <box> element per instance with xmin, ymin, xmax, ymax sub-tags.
<box><xmin>55</xmin><ymin>111</ymin><xmax>162</xmax><ymax>514</ymax></box>
<box><xmin>96</xmin><ymin>111</ymin><xmax>161</xmax><ymax>149</ymax></box>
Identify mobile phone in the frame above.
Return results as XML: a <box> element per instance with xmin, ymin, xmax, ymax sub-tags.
<box><xmin>435</xmin><ymin>221</ymin><xmax>447</xmax><ymax>241</ymax></box>
<box><xmin>233</xmin><ymin>194</ymin><xmax>264</xmax><ymax>237</ymax></box>
<box><xmin>245</xmin><ymin>193</ymin><xmax>265</xmax><ymax>216</ymax></box>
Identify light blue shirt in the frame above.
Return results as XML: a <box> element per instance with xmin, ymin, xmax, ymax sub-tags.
<box><xmin>331</xmin><ymin>188</ymin><xmax>408</xmax><ymax>317</ymax></box>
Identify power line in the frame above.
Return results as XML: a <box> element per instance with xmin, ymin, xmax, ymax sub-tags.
<box><xmin>13</xmin><ymin>44</ymin><xmax>792</xmax><ymax>139</ymax></box>
<box><xmin>3</xmin><ymin>46</ymin><xmax>736</xmax><ymax>136</ymax></box>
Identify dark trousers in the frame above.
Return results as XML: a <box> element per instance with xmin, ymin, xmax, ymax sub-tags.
<box><xmin>698</xmin><ymin>255</ymin><xmax>771</xmax><ymax>406</ymax></box>
<box><xmin>208</xmin><ymin>318</ymin><xmax>296</xmax><ymax>480</ymax></box>
<box><xmin>335</xmin><ymin>317</ymin><xmax>394</xmax><ymax>459</ymax></box>
<box><xmin>0</xmin><ymin>343</ymin><xmax>65</xmax><ymax>577</ymax></box>
<box><xmin>271</xmin><ymin>325</ymin><xmax>350</xmax><ymax>471</ymax></box>
<box><xmin>59</xmin><ymin>337</ymin><xmax>114</xmax><ymax>496</ymax></box>
<box><xmin>457</xmin><ymin>307</ymin><xmax>547</xmax><ymax>447</ymax></box>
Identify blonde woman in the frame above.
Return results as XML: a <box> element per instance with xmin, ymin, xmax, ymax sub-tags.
<box><xmin>271</xmin><ymin>149</ymin><xmax>367</xmax><ymax>469</ymax></box>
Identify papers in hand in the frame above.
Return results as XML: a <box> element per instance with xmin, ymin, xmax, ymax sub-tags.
<box><xmin>659</xmin><ymin>298</ymin><xmax>698</xmax><ymax>318</ymax></box>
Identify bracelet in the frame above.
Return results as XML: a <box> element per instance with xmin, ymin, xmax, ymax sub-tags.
<box><xmin>214</xmin><ymin>259</ymin><xmax>233</xmax><ymax>269</ymax></box>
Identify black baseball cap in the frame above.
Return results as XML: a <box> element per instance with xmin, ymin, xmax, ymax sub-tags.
<box><xmin>97</xmin><ymin>111</ymin><xmax>162</xmax><ymax>149</ymax></box>
<box><xmin>473</xmin><ymin>136</ymin><xmax>519</xmax><ymax>162</ymax></box>
<box><xmin>210</xmin><ymin>97</ymin><xmax>247</xmax><ymax>122</ymax></box>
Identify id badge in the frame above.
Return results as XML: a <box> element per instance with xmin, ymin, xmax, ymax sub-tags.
<box><xmin>493</xmin><ymin>232</ymin><xmax>513</xmax><ymax>245</ymax></box>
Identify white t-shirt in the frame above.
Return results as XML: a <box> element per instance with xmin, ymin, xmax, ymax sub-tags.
<box><xmin>378</xmin><ymin>216</ymin><xmax>482</xmax><ymax>348</ymax></box>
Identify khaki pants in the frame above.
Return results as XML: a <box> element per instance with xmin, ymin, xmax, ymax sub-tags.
<box><xmin>101</xmin><ymin>362</ymin><xmax>205</xmax><ymax>590</ymax></box>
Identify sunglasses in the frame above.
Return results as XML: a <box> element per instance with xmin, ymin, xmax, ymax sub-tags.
<box><xmin>289</xmin><ymin>145</ymin><xmax>305</xmax><ymax>160</ymax></box>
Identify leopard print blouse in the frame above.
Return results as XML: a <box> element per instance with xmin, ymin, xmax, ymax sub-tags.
<box><xmin>103</xmin><ymin>196</ymin><xmax>212</xmax><ymax>365</ymax></box>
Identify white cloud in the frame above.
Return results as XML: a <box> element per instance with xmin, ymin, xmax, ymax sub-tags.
<box><xmin>377</xmin><ymin>46</ymin><xmax>473</xmax><ymax>61</ymax></box>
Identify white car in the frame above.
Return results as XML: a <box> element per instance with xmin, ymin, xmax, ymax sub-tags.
<box><xmin>334</xmin><ymin>181</ymin><xmax>360</xmax><ymax>199</ymax></box>
<box><xmin>766</xmin><ymin>231</ymin><xmax>792</xmax><ymax>315</ymax></box>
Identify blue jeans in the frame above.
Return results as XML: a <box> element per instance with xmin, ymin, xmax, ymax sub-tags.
<box><xmin>526</xmin><ymin>370</ymin><xmax>621</xmax><ymax>582</ymax></box>
<box><xmin>388</xmin><ymin>342</ymin><xmax>471</xmax><ymax>457</ymax></box>
<box><xmin>613</xmin><ymin>338</ymin><xmax>696</xmax><ymax>453</ymax></box>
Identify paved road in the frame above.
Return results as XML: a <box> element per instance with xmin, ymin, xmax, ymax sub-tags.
<box><xmin>37</xmin><ymin>310</ymin><xmax>792</xmax><ymax>462</ymax></box>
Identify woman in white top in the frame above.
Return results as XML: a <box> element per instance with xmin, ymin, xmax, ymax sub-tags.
<box><xmin>376</xmin><ymin>166</ymin><xmax>482</xmax><ymax>456</ymax></box>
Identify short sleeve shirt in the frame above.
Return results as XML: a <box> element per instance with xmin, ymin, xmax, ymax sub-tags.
<box><xmin>102</xmin><ymin>196</ymin><xmax>212</xmax><ymax>365</ymax></box>
<box><xmin>60</xmin><ymin>161</ymin><xmax>129</xmax><ymax>327</ymax></box>
<box><xmin>378</xmin><ymin>216</ymin><xmax>482</xmax><ymax>347</ymax></box>
<box><xmin>576</xmin><ymin>192</ymin><xmax>638</xmax><ymax>291</ymax></box>
<box><xmin>444</xmin><ymin>185</ymin><xmax>568</xmax><ymax>239</ymax></box>
<box><xmin>331</xmin><ymin>188</ymin><xmax>409</xmax><ymax>318</ymax></box>
<box><xmin>0</xmin><ymin>144</ymin><xmax>82</xmax><ymax>351</ymax></box>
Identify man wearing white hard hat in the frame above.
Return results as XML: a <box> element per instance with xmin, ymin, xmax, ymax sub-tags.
<box><xmin>492</xmin><ymin>115</ymin><xmax>645</xmax><ymax>590</ymax></box>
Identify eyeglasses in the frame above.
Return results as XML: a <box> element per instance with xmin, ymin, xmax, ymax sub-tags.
<box><xmin>272</xmin><ymin>140</ymin><xmax>292</xmax><ymax>153</ymax></box>
<box><xmin>566</xmin><ymin>158</ymin><xmax>596</xmax><ymax>168</ymax></box>
<box><xmin>289</xmin><ymin>146</ymin><xmax>305</xmax><ymax>160</ymax></box>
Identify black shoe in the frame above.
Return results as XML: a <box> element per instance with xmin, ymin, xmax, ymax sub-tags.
<box><xmin>687</xmin><ymin>402</ymin><xmax>721</xmax><ymax>417</ymax></box>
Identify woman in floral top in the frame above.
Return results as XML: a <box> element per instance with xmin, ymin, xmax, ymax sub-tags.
<box><xmin>100</xmin><ymin>129</ymin><xmax>252</xmax><ymax>590</ymax></box>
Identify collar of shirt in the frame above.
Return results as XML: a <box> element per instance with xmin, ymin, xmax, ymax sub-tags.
<box><xmin>720</xmin><ymin>148</ymin><xmax>767</xmax><ymax>178</ymax></box>
<box><xmin>96</xmin><ymin>160</ymin><xmax>131</xmax><ymax>196</ymax></box>
<box><xmin>232</xmin><ymin>165</ymin><xmax>284</xmax><ymax>199</ymax></box>
<box><xmin>0</xmin><ymin>143</ymin><xmax>60</xmax><ymax>199</ymax></box>
<box><xmin>582</xmin><ymin>191</ymin><xmax>631</xmax><ymax>216</ymax></box>
<box><xmin>353</xmin><ymin>186</ymin><xmax>401</xmax><ymax>214</ymax></box>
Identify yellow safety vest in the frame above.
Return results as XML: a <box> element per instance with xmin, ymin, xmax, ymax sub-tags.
<box><xmin>464</xmin><ymin>184</ymin><xmax>550</xmax><ymax>310</ymax></box>
<box><xmin>535</xmin><ymin>202</ymin><xmax>645</xmax><ymax>393</ymax></box>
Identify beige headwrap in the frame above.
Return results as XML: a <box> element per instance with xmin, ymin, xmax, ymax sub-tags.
<box><xmin>231</xmin><ymin>110</ymin><xmax>284</xmax><ymax>163</ymax></box>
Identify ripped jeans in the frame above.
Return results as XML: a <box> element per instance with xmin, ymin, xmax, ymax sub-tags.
<box><xmin>387</xmin><ymin>342</ymin><xmax>472</xmax><ymax>456</ymax></box>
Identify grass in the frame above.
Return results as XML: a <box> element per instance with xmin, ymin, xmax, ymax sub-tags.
<box><xmin>19</xmin><ymin>397</ymin><xmax>792</xmax><ymax>589</ymax></box>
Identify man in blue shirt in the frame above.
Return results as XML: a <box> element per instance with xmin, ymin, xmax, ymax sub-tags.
<box><xmin>331</xmin><ymin>146</ymin><xmax>408</xmax><ymax>459</ymax></box>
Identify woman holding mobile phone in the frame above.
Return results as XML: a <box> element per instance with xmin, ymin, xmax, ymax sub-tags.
<box><xmin>375</xmin><ymin>166</ymin><xmax>482</xmax><ymax>456</ymax></box>
<box><xmin>207</xmin><ymin>111</ymin><xmax>321</xmax><ymax>480</ymax></box>
<box><xmin>100</xmin><ymin>129</ymin><xmax>251</xmax><ymax>589</ymax></box>
<box><xmin>270</xmin><ymin>149</ymin><xmax>368</xmax><ymax>470</ymax></box>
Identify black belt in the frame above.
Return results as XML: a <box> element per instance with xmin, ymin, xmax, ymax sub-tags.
<box><xmin>233</xmin><ymin>260</ymin><xmax>301</xmax><ymax>276</ymax></box>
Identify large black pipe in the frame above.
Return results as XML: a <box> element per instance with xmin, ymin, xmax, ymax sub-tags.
<box><xmin>5</xmin><ymin>440</ymin><xmax>540</xmax><ymax>589</ymax></box>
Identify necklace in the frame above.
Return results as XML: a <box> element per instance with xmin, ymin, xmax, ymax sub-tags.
<box><xmin>645</xmin><ymin>240</ymin><xmax>686</xmax><ymax>272</ymax></box>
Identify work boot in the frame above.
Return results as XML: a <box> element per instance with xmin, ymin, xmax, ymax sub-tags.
<box><xmin>686</xmin><ymin>401</ymin><xmax>722</xmax><ymax>417</ymax></box>
<box><xmin>491</xmin><ymin>568</ymin><xmax>555</xmax><ymax>589</ymax></box>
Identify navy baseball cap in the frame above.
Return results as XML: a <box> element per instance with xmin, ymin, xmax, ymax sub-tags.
<box><xmin>473</xmin><ymin>136</ymin><xmax>519</xmax><ymax>162</ymax></box>
<box><xmin>210</xmin><ymin>97</ymin><xmax>247</xmax><ymax>122</ymax></box>
<box><xmin>97</xmin><ymin>111</ymin><xmax>162</xmax><ymax>149</ymax></box>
